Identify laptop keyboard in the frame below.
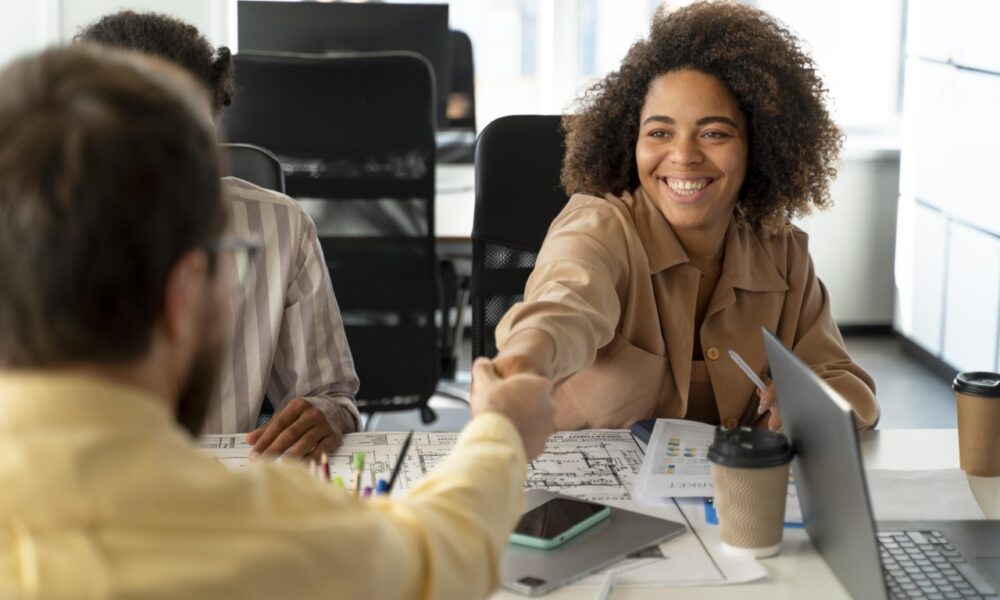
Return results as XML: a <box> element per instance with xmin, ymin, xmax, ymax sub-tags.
<box><xmin>879</xmin><ymin>530</ymin><xmax>998</xmax><ymax>599</ymax></box>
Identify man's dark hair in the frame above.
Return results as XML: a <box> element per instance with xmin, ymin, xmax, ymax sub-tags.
<box><xmin>76</xmin><ymin>10</ymin><xmax>236</xmax><ymax>114</ymax></box>
<box><xmin>0</xmin><ymin>45</ymin><xmax>226</xmax><ymax>367</ymax></box>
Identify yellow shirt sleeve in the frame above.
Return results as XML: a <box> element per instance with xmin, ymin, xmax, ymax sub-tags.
<box><xmin>238</xmin><ymin>412</ymin><xmax>528</xmax><ymax>600</ymax></box>
<box><xmin>375</xmin><ymin>412</ymin><xmax>528</xmax><ymax>599</ymax></box>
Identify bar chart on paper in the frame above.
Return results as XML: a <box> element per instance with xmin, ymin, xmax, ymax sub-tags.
<box><xmin>634</xmin><ymin>419</ymin><xmax>717</xmax><ymax>498</ymax></box>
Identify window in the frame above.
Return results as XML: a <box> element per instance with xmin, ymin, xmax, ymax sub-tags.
<box><xmin>754</xmin><ymin>0</ymin><xmax>905</xmax><ymax>131</ymax></box>
<box><xmin>390</xmin><ymin>0</ymin><xmax>902</xmax><ymax>134</ymax></box>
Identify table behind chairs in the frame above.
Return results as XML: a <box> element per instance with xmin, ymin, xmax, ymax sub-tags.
<box><xmin>436</xmin><ymin>163</ymin><xmax>476</xmax><ymax>244</ymax></box>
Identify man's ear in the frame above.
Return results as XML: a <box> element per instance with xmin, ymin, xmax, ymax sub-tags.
<box><xmin>160</xmin><ymin>250</ymin><xmax>210</xmax><ymax>346</ymax></box>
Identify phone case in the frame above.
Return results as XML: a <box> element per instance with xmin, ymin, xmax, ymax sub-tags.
<box><xmin>508</xmin><ymin>505</ymin><xmax>611</xmax><ymax>550</ymax></box>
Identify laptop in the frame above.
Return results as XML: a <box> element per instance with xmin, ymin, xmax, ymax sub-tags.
<box><xmin>763</xmin><ymin>328</ymin><xmax>1000</xmax><ymax>599</ymax></box>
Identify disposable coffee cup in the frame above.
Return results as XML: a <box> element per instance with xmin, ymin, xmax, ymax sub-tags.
<box><xmin>708</xmin><ymin>426</ymin><xmax>794</xmax><ymax>558</ymax></box>
<box><xmin>954</xmin><ymin>372</ymin><xmax>1000</xmax><ymax>477</ymax></box>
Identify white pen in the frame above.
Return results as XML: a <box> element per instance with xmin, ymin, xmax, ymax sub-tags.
<box><xmin>728</xmin><ymin>349</ymin><xmax>768</xmax><ymax>393</ymax></box>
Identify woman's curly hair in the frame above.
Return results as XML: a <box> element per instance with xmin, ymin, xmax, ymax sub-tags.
<box><xmin>561</xmin><ymin>1</ymin><xmax>842</xmax><ymax>233</ymax></box>
<box><xmin>75</xmin><ymin>10</ymin><xmax>236</xmax><ymax>115</ymax></box>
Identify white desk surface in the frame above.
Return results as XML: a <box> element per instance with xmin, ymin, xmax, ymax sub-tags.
<box><xmin>492</xmin><ymin>429</ymin><xmax>1000</xmax><ymax>600</ymax></box>
<box><xmin>435</xmin><ymin>164</ymin><xmax>475</xmax><ymax>242</ymax></box>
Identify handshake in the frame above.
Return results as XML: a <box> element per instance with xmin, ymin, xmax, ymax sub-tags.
<box><xmin>470</xmin><ymin>358</ymin><xmax>555</xmax><ymax>460</ymax></box>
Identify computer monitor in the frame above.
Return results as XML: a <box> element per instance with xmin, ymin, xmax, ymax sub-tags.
<box><xmin>238</xmin><ymin>1</ymin><xmax>450</xmax><ymax>124</ymax></box>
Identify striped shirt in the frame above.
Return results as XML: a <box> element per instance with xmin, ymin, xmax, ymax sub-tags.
<box><xmin>203</xmin><ymin>177</ymin><xmax>360</xmax><ymax>434</ymax></box>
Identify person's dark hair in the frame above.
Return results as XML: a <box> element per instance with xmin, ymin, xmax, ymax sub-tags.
<box><xmin>0</xmin><ymin>45</ymin><xmax>226</xmax><ymax>367</ymax></box>
<box><xmin>561</xmin><ymin>1</ymin><xmax>842</xmax><ymax>233</ymax></box>
<box><xmin>75</xmin><ymin>10</ymin><xmax>236</xmax><ymax>114</ymax></box>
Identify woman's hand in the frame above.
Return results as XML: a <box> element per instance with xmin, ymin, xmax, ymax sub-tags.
<box><xmin>757</xmin><ymin>385</ymin><xmax>783</xmax><ymax>432</ymax></box>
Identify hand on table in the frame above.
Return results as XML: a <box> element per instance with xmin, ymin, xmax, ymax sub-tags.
<box><xmin>757</xmin><ymin>385</ymin><xmax>783</xmax><ymax>432</ymax></box>
<box><xmin>246</xmin><ymin>398</ymin><xmax>351</xmax><ymax>461</ymax></box>
<box><xmin>471</xmin><ymin>358</ymin><xmax>555</xmax><ymax>460</ymax></box>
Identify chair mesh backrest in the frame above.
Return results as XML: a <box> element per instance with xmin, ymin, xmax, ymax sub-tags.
<box><xmin>223</xmin><ymin>51</ymin><xmax>439</xmax><ymax>412</ymax></box>
<box><xmin>475</xmin><ymin>243</ymin><xmax>538</xmax><ymax>357</ymax></box>
<box><xmin>472</xmin><ymin>115</ymin><xmax>569</xmax><ymax>359</ymax></box>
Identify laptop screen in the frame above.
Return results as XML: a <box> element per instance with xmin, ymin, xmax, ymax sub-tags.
<box><xmin>762</xmin><ymin>328</ymin><xmax>888</xmax><ymax>600</ymax></box>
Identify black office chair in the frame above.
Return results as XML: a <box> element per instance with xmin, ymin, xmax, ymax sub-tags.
<box><xmin>221</xmin><ymin>143</ymin><xmax>286</xmax><ymax>194</ymax></box>
<box><xmin>437</xmin><ymin>30</ymin><xmax>476</xmax><ymax>165</ymax></box>
<box><xmin>222</xmin><ymin>51</ymin><xmax>441</xmax><ymax>423</ymax></box>
<box><xmin>445</xmin><ymin>30</ymin><xmax>476</xmax><ymax>132</ymax></box>
<box><xmin>471</xmin><ymin>115</ymin><xmax>569</xmax><ymax>360</ymax></box>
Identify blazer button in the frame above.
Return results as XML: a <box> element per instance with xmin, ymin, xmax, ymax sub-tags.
<box><xmin>706</xmin><ymin>347</ymin><xmax>720</xmax><ymax>360</ymax></box>
<box><xmin>725</xmin><ymin>418</ymin><xmax>738</xmax><ymax>429</ymax></box>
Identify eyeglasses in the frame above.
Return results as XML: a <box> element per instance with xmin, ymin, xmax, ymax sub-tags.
<box><xmin>204</xmin><ymin>237</ymin><xmax>261</xmax><ymax>288</ymax></box>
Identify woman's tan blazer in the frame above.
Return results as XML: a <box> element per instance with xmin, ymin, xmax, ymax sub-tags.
<box><xmin>496</xmin><ymin>188</ymin><xmax>879</xmax><ymax>431</ymax></box>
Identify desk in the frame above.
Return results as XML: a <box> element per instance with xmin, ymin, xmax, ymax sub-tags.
<box><xmin>491</xmin><ymin>429</ymin><xmax>1000</xmax><ymax>600</ymax></box>
<box><xmin>436</xmin><ymin>164</ymin><xmax>475</xmax><ymax>242</ymax></box>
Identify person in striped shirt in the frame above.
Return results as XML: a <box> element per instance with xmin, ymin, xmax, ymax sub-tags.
<box><xmin>77</xmin><ymin>11</ymin><xmax>361</xmax><ymax>461</ymax></box>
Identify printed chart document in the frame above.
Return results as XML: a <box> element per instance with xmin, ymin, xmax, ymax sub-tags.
<box><xmin>634</xmin><ymin>419</ymin><xmax>716</xmax><ymax>498</ymax></box>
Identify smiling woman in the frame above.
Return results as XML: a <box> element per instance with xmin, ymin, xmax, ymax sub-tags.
<box><xmin>489</xmin><ymin>1</ymin><xmax>879</xmax><ymax>433</ymax></box>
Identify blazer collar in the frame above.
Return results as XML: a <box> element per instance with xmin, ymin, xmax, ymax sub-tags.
<box><xmin>630</xmin><ymin>187</ymin><xmax>688</xmax><ymax>273</ymax></box>
<box><xmin>631</xmin><ymin>187</ymin><xmax>787</xmax><ymax>293</ymax></box>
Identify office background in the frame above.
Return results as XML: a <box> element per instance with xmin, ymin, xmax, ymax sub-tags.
<box><xmin>2</xmin><ymin>0</ymin><xmax>997</xmax><ymax>430</ymax></box>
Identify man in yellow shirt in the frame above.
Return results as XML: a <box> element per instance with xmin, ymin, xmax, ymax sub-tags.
<box><xmin>0</xmin><ymin>46</ymin><xmax>554</xmax><ymax>599</ymax></box>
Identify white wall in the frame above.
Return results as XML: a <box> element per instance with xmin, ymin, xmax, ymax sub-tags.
<box><xmin>60</xmin><ymin>0</ymin><xmax>235</xmax><ymax>48</ymax></box>
<box><xmin>756</xmin><ymin>0</ymin><xmax>904</xmax><ymax>130</ymax></box>
<box><xmin>894</xmin><ymin>0</ymin><xmax>1000</xmax><ymax>373</ymax></box>
<box><xmin>0</xmin><ymin>1</ymin><xmax>60</xmax><ymax>66</ymax></box>
<box><xmin>796</xmin><ymin>145</ymin><xmax>901</xmax><ymax>326</ymax></box>
<box><xmin>0</xmin><ymin>0</ymin><xmax>235</xmax><ymax>69</ymax></box>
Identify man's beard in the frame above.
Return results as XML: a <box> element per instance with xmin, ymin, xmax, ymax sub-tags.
<box><xmin>175</xmin><ymin>340</ymin><xmax>220</xmax><ymax>436</ymax></box>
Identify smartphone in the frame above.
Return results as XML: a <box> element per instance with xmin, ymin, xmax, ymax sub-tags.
<box><xmin>509</xmin><ymin>497</ymin><xmax>611</xmax><ymax>550</ymax></box>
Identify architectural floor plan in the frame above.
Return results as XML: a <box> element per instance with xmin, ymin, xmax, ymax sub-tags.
<box><xmin>325</xmin><ymin>430</ymin><xmax>644</xmax><ymax>501</ymax></box>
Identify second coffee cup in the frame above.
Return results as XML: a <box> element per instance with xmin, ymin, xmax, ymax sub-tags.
<box><xmin>708</xmin><ymin>426</ymin><xmax>794</xmax><ymax>558</ymax></box>
<box><xmin>954</xmin><ymin>371</ymin><xmax>1000</xmax><ymax>477</ymax></box>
